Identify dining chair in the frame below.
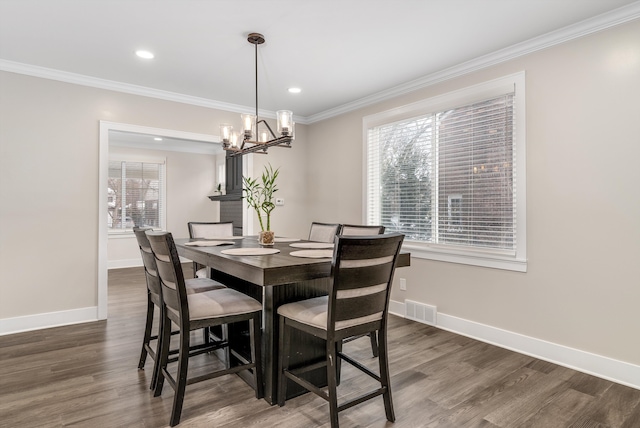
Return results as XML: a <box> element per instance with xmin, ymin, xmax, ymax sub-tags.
<box><xmin>187</xmin><ymin>221</ymin><xmax>234</xmax><ymax>278</ymax></box>
<box><xmin>339</xmin><ymin>224</ymin><xmax>386</xmax><ymax>357</ymax></box>
<box><xmin>340</xmin><ymin>224</ymin><xmax>385</xmax><ymax>236</ymax></box>
<box><xmin>146</xmin><ymin>231</ymin><xmax>263</xmax><ymax>427</ymax></box>
<box><xmin>308</xmin><ymin>222</ymin><xmax>342</xmax><ymax>243</ymax></box>
<box><xmin>133</xmin><ymin>227</ymin><xmax>227</xmax><ymax>390</ymax></box>
<box><xmin>277</xmin><ymin>233</ymin><xmax>404</xmax><ymax>428</ymax></box>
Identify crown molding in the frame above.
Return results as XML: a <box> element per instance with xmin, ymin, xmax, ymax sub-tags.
<box><xmin>1</xmin><ymin>2</ymin><xmax>638</xmax><ymax>125</ymax></box>
<box><xmin>0</xmin><ymin>59</ymin><xmax>286</xmax><ymax>120</ymax></box>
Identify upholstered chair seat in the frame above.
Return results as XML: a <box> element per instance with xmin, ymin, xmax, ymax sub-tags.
<box><xmin>184</xmin><ymin>277</ymin><xmax>226</xmax><ymax>294</ymax></box>
<box><xmin>277</xmin><ymin>296</ymin><xmax>383</xmax><ymax>331</ymax></box>
<box><xmin>168</xmin><ymin>288</ymin><xmax>262</xmax><ymax>321</ymax></box>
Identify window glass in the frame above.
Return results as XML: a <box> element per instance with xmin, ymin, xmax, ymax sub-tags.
<box><xmin>108</xmin><ymin>160</ymin><xmax>165</xmax><ymax>233</ymax></box>
<box><xmin>436</xmin><ymin>95</ymin><xmax>514</xmax><ymax>249</ymax></box>
<box><xmin>364</xmin><ymin>73</ymin><xmax>526</xmax><ymax>271</ymax></box>
<box><xmin>367</xmin><ymin>115</ymin><xmax>433</xmax><ymax>241</ymax></box>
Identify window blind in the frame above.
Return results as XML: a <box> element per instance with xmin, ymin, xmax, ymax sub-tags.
<box><xmin>108</xmin><ymin>160</ymin><xmax>165</xmax><ymax>232</ymax></box>
<box><xmin>367</xmin><ymin>115</ymin><xmax>433</xmax><ymax>241</ymax></box>
<box><xmin>436</xmin><ymin>94</ymin><xmax>515</xmax><ymax>249</ymax></box>
<box><xmin>367</xmin><ymin>92</ymin><xmax>515</xmax><ymax>251</ymax></box>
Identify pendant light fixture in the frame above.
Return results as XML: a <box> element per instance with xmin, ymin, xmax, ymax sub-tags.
<box><xmin>220</xmin><ymin>32</ymin><xmax>294</xmax><ymax>156</ymax></box>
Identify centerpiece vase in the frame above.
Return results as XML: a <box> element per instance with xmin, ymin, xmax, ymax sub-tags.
<box><xmin>259</xmin><ymin>230</ymin><xmax>275</xmax><ymax>246</ymax></box>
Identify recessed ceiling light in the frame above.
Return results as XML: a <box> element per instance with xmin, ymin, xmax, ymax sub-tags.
<box><xmin>154</xmin><ymin>137</ymin><xmax>163</xmax><ymax>141</ymax></box>
<box><xmin>136</xmin><ymin>50</ymin><xmax>155</xmax><ymax>59</ymax></box>
<box><xmin>288</xmin><ymin>87</ymin><xmax>301</xmax><ymax>94</ymax></box>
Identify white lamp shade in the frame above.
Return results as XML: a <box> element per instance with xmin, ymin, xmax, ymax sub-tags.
<box><xmin>277</xmin><ymin>110</ymin><xmax>293</xmax><ymax>136</ymax></box>
<box><xmin>240</xmin><ymin>114</ymin><xmax>256</xmax><ymax>139</ymax></box>
<box><xmin>230</xmin><ymin>131</ymin><xmax>239</xmax><ymax>148</ymax></box>
<box><xmin>220</xmin><ymin>124</ymin><xmax>233</xmax><ymax>143</ymax></box>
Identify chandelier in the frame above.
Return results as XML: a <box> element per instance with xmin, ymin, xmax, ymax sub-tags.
<box><xmin>220</xmin><ymin>32</ymin><xmax>294</xmax><ymax>156</ymax></box>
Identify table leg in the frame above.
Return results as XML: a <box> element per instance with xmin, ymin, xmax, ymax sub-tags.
<box><xmin>211</xmin><ymin>269</ymin><xmax>329</xmax><ymax>405</ymax></box>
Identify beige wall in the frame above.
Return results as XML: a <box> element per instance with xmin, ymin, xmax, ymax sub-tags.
<box><xmin>306</xmin><ymin>20</ymin><xmax>640</xmax><ymax>365</ymax></box>
<box><xmin>0</xmin><ymin>72</ymin><xmax>307</xmax><ymax>320</ymax></box>
<box><xmin>247</xmin><ymin>122</ymin><xmax>311</xmax><ymax>239</ymax></box>
<box><xmin>107</xmin><ymin>146</ymin><xmax>220</xmax><ymax>266</ymax></box>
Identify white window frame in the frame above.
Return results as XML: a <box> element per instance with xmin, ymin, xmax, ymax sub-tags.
<box><xmin>107</xmin><ymin>154</ymin><xmax>167</xmax><ymax>238</ymax></box>
<box><xmin>363</xmin><ymin>72</ymin><xmax>527</xmax><ymax>272</ymax></box>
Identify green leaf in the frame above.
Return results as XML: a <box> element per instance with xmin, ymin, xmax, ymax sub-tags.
<box><xmin>242</xmin><ymin>163</ymin><xmax>280</xmax><ymax>231</ymax></box>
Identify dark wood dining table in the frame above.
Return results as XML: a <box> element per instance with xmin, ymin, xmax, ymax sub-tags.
<box><xmin>175</xmin><ymin>236</ymin><xmax>410</xmax><ymax>405</ymax></box>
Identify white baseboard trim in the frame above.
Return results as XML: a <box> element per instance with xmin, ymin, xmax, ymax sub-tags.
<box><xmin>0</xmin><ymin>306</ymin><xmax>98</xmax><ymax>336</ymax></box>
<box><xmin>389</xmin><ymin>300</ymin><xmax>640</xmax><ymax>390</ymax></box>
<box><xmin>389</xmin><ymin>300</ymin><xmax>405</xmax><ymax>317</ymax></box>
<box><xmin>108</xmin><ymin>259</ymin><xmax>143</xmax><ymax>269</ymax></box>
<box><xmin>3</xmin><ymin>258</ymin><xmax>207</xmax><ymax>334</ymax></box>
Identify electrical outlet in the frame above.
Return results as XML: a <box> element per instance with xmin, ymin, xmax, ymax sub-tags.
<box><xmin>275</xmin><ymin>198</ymin><xmax>285</xmax><ymax>206</ymax></box>
<box><xmin>399</xmin><ymin>278</ymin><xmax>407</xmax><ymax>291</ymax></box>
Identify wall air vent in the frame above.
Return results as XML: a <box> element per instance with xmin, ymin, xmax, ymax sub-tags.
<box><xmin>405</xmin><ymin>300</ymin><xmax>437</xmax><ymax>326</ymax></box>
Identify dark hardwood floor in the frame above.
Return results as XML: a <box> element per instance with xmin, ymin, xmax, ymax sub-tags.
<box><xmin>1</xmin><ymin>266</ymin><xmax>639</xmax><ymax>427</ymax></box>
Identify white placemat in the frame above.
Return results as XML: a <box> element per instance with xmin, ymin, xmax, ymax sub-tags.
<box><xmin>290</xmin><ymin>250</ymin><xmax>333</xmax><ymax>259</ymax></box>
<box><xmin>195</xmin><ymin>236</ymin><xmax>245</xmax><ymax>240</ymax></box>
<box><xmin>221</xmin><ymin>248</ymin><xmax>280</xmax><ymax>256</ymax></box>
<box><xmin>289</xmin><ymin>242</ymin><xmax>335</xmax><ymax>249</ymax></box>
<box><xmin>184</xmin><ymin>240</ymin><xmax>236</xmax><ymax>247</ymax></box>
<box><xmin>290</xmin><ymin>250</ymin><xmax>334</xmax><ymax>259</ymax></box>
<box><xmin>274</xmin><ymin>237</ymin><xmax>301</xmax><ymax>243</ymax></box>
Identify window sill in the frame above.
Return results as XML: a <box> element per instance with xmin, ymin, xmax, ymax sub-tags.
<box><xmin>403</xmin><ymin>242</ymin><xmax>527</xmax><ymax>272</ymax></box>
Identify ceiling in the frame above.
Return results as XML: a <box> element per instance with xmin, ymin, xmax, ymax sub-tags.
<box><xmin>1</xmin><ymin>0</ymin><xmax>639</xmax><ymax>123</ymax></box>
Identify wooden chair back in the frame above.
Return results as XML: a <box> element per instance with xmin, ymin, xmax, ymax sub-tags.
<box><xmin>187</xmin><ymin>222</ymin><xmax>234</xmax><ymax>278</ymax></box>
<box><xmin>188</xmin><ymin>221</ymin><xmax>234</xmax><ymax>239</ymax></box>
<box><xmin>146</xmin><ymin>231</ymin><xmax>189</xmax><ymax>325</ymax></box>
<box><xmin>340</xmin><ymin>224</ymin><xmax>385</xmax><ymax>236</ymax></box>
<box><xmin>308</xmin><ymin>222</ymin><xmax>342</xmax><ymax>243</ymax></box>
<box><xmin>327</xmin><ymin>233</ymin><xmax>404</xmax><ymax>339</ymax></box>
<box><xmin>133</xmin><ymin>227</ymin><xmax>161</xmax><ymax>298</ymax></box>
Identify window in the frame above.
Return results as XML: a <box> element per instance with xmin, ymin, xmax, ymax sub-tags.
<box><xmin>364</xmin><ymin>73</ymin><xmax>526</xmax><ymax>271</ymax></box>
<box><xmin>108</xmin><ymin>160</ymin><xmax>166</xmax><ymax>233</ymax></box>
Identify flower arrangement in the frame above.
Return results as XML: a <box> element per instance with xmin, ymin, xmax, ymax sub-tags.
<box><xmin>243</xmin><ymin>164</ymin><xmax>280</xmax><ymax>244</ymax></box>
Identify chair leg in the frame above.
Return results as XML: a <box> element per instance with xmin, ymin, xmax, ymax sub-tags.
<box><xmin>153</xmin><ymin>310</ymin><xmax>172</xmax><ymax>397</ymax></box>
<box><xmin>326</xmin><ymin>340</ymin><xmax>340</xmax><ymax>428</ymax></box>
<box><xmin>149</xmin><ymin>305</ymin><xmax>162</xmax><ymax>391</ymax></box>
<box><xmin>369</xmin><ymin>331</ymin><xmax>379</xmax><ymax>357</ymax></box>
<box><xmin>250</xmin><ymin>313</ymin><xmax>264</xmax><ymax>399</ymax></box>
<box><xmin>335</xmin><ymin>339</ymin><xmax>343</xmax><ymax>385</ymax></box>
<box><xmin>378</xmin><ymin>328</ymin><xmax>395</xmax><ymax>423</ymax></box>
<box><xmin>139</xmin><ymin>295</ymin><xmax>154</xmax><ymax>369</ymax></box>
<box><xmin>221</xmin><ymin>324</ymin><xmax>231</xmax><ymax>367</ymax></box>
<box><xmin>192</xmin><ymin>262</ymin><xmax>199</xmax><ymax>278</ymax></box>
<box><xmin>169</xmin><ymin>326</ymin><xmax>190</xmax><ymax>427</ymax></box>
<box><xmin>277</xmin><ymin>317</ymin><xmax>290</xmax><ymax>407</ymax></box>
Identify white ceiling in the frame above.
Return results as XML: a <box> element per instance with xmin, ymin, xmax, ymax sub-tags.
<box><xmin>1</xmin><ymin>0</ymin><xmax>639</xmax><ymax>123</ymax></box>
